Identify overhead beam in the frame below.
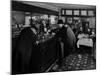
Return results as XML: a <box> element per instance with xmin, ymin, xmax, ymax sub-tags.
<box><xmin>12</xmin><ymin>1</ymin><xmax>58</xmax><ymax>15</ymax></box>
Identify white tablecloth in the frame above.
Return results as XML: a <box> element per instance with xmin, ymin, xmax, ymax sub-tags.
<box><xmin>77</xmin><ymin>38</ymin><xmax>93</xmax><ymax>48</ymax></box>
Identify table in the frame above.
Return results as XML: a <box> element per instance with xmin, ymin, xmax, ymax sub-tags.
<box><xmin>77</xmin><ymin>38</ymin><xmax>93</xmax><ymax>48</ymax></box>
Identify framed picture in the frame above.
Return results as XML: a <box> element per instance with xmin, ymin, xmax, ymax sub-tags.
<box><xmin>11</xmin><ymin>0</ymin><xmax>96</xmax><ymax>75</ymax></box>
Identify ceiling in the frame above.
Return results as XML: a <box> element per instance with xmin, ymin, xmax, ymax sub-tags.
<box><xmin>12</xmin><ymin>0</ymin><xmax>96</xmax><ymax>15</ymax></box>
<box><xmin>12</xmin><ymin>1</ymin><xmax>58</xmax><ymax>15</ymax></box>
<box><xmin>21</xmin><ymin>1</ymin><xmax>96</xmax><ymax>10</ymax></box>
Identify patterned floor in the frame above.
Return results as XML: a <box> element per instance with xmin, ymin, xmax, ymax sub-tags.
<box><xmin>50</xmin><ymin>53</ymin><xmax>96</xmax><ymax>72</ymax></box>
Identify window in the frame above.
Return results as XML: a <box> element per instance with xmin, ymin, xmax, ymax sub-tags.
<box><xmin>81</xmin><ymin>10</ymin><xmax>87</xmax><ymax>16</ymax></box>
<box><xmin>88</xmin><ymin>10</ymin><xmax>94</xmax><ymax>16</ymax></box>
<box><xmin>62</xmin><ymin>10</ymin><xmax>65</xmax><ymax>15</ymax></box>
<box><xmin>74</xmin><ymin>10</ymin><xmax>79</xmax><ymax>15</ymax></box>
<box><xmin>66</xmin><ymin>10</ymin><xmax>72</xmax><ymax>15</ymax></box>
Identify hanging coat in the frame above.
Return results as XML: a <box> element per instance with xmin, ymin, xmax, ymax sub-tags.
<box><xmin>66</xmin><ymin>25</ymin><xmax>76</xmax><ymax>48</ymax></box>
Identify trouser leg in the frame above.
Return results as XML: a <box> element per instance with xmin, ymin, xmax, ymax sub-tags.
<box><xmin>58</xmin><ymin>42</ymin><xmax>64</xmax><ymax>66</ymax></box>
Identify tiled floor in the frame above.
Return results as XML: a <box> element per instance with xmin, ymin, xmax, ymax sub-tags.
<box><xmin>50</xmin><ymin>53</ymin><xmax>96</xmax><ymax>72</ymax></box>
